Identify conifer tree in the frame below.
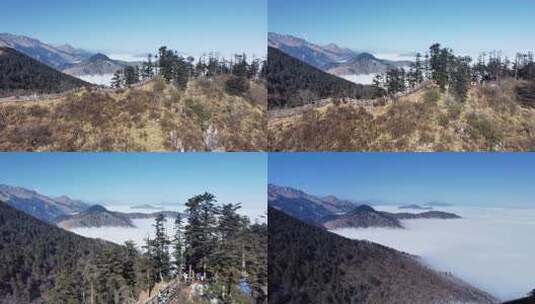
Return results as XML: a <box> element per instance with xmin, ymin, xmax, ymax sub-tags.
<box><xmin>184</xmin><ymin>193</ymin><xmax>218</xmax><ymax>276</ymax></box>
<box><xmin>450</xmin><ymin>56</ymin><xmax>472</xmax><ymax>102</ymax></box>
<box><xmin>111</xmin><ymin>70</ymin><xmax>123</xmax><ymax>88</ymax></box>
<box><xmin>173</xmin><ymin>213</ymin><xmax>185</xmax><ymax>278</ymax></box>
<box><xmin>151</xmin><ymin>214</ymin><xmax>171</xmax><ymax>282</ymax></box>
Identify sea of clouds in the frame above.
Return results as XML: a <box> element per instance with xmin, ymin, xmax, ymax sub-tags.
<box><xmin>68</xmin><ymin>203</ymin><xmax>265</xmax><ymax>250</ymax></box>
<box><xmin>331</xmin><ymin>205</ymin><xmax>535</xmax><ymax>301</ymax></box>
<box><xmin>78</xmin><ymin>73</ymin><xmax>115</xmax><ymax>86</ymax></box>
<box><xmin>341</xmin><ymin>73</ymin><xmax>378</xmax><ymax>85</ymax></box>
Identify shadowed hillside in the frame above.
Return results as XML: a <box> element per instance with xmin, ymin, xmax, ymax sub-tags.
<box><xmin>268</xmin><ymin>47</ymin><xmax>374</xmax><ymax>109</ymax></box>
<box><xmin>0</xmin><ymin>201</ymin><xmax>124</xmax><ymax>303</ymax></box>
<box><xmin>0</xmin><ymin>47</ymin><xmax>91</xmax><ymax>97</ymax></box>
<box><xmin>268</xmin><ymin>207</ymin><xmax>497</xmax><ymax>304</ymax></box>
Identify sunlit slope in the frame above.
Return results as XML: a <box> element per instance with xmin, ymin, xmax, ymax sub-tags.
<box><xmin>0</xmin><ymin>76</ymin><xmax>266</xmax><ymax>151</ymax></box>
<box><xmin>269</xmin><ymin>80</ymin><xmax>535</xmax><ymax>151</ymax></box>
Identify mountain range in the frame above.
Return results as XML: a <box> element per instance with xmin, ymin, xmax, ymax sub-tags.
<box><xmin>268</xmin><ymin>32</ymin><xmax>412</xmax><ymax>77</ymax></box>
<box><xmin>399</xmin><ymin>204</ymin><xmax>433</xmax><ymax>210</ymax></box>
<box><xmin>0</xmin><ymin>184</ymin><xmax>89</xmax><ymax>222</ymax></box>
<box><xmin>268</xmin><ymin>184</ymin><xmax>359</xmax><ymax>224</ymax></box>
<box><xmin>0</xmin><ymin>184</ymin><xmax>179</xmax><ymax>229</ymax></box>
<box><xmin>269</xmin><ymin>207</ymin><xmax>497</xmax><ymax>304</ymax></box>
<box><xmin>0</xmin><ymin>33</ymin><xmax>91</xmax><ymax>70</ymax></box>
<box><xmin>268</xmin><ymin>184</ymin><xmax>460</xmax><ymax>229</ymax></box>
<box><xmin>0</xmin><ymin>33</ymin><xmax>139</xmax><ymax>86</ymax></box>
<box><xmin>56</xmin><ymin>204</ymin><xmax>181</xmax><ymax>229</ymax></box>
<box><xmin>62</xmin><ymin>53</ymin><xmax>128</xmax><ymax>76</ymax></box>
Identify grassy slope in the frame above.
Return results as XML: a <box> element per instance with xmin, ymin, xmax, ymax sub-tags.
<box><xmin>269</xmin><ymin>79</ymin><xmax>535</xmax><ymax>151</ymax></box>
<box><xmin>0</xmin><ymin>76</ymin><xmax>266</xmax><ymax>151</ymax></box>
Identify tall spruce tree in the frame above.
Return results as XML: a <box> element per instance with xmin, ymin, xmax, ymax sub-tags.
<box><xmin>184</xmin><ymin>193</ymin><xmax>218</xmax><ymax>277</ymax></box>
<box><xmin>111</xmin><ymin>70</ymin><xmax>123</xmax><ymax>88</ymax></box>
<box><xmin>151</xmin><ymin>214</ymin><xmax>171</xmax><ymax>282</ymax></box>
<box><xmin>173</xmin><ymin>213</ymin><xmax>185</xmax><ymax>278</ymax></box>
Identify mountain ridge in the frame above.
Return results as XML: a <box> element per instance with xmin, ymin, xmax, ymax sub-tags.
<box><xmin>268</xmin><ymin>32</ymin><xmax>412</xmax><ymax>76</ymax></box>
<box><xmin>0</xmin><ymin>33</ymin><xmax>91</xmax><ymax>70</ymax></box>
<box><xmin>0</xmin><ymin>184</ymin><xmax>89</xmax><ymax>222</ymax></box>
<box><xmin>268</xmin><ymin>185</ymin><xmax>461</xmax><ymax>229</ymax></box>
<box><xmin>0</xmin><ymin>47</ymin><xmax>92</xmax><ymax>96</ymax></box>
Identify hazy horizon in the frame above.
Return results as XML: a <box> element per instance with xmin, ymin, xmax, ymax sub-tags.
<box><xmin>268</xmin><ymin>153</ymin><xmax>535</xmax><ymax>208</ymax></box>
<box><xmin>1</xmin><ymin>0</ymin><xmax>267</xmax><ymax>58</ymax></box>
<box><xmin>0</xmin><ymin>153</ymin><xmax>267</xmax><ymax>219</ymax></box>
<box><xmin>269</xmin><ymin>0</ymin><xmax>535</xmax><ymax>59</ymax></box>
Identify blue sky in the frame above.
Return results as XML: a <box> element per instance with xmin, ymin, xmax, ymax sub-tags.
<box><xmin>0</xmin><ymin>153</ymin><xmax>266</xmax><ymax>217</ymax></box>
<box><xmin>1</xmin><ymin>0</ymin><xmax>266</xmax><ymax>57</ymax></box>
<box><xmin>269</xmin><ymin>153</ymin><xmax>535</xmax><ymax>207</ymax></box>
<box><xmin>269</xmin><ymin>0</ymin><xmax>535</xmax><ymax>58</ymax></box>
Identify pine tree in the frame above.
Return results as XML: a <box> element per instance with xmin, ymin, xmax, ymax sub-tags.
<box><xmin>232</xmin><ymin>54</ymin><xmax>249</xmax><ymax>78</ymax></box>
<box><xmin>385</xmin><ymin>68</ymin><xmax>406</xmax><ymax>95</ymax></box>
<box><xmin>248</xmin><ymin>58</ymin><xmax>261</xmax><ymax>80</ymax></box>
<box><xmin>414</xmin><ymin>53</ymin><xmax>424</xmax><ymax>83</ymax></box>
<box><xmin>141</xmin><ymin>54</ymin><xmax>154</xmax><ymax>81</ymax></box>
<box><xmin>213</xmin><ymin>203</ymin><xmax>244</xmax><ymax>299</ymax></box>
<box><xmin>123</xmin><ymin>241</ymin><xmax>138</xmax><ymax>287</ymax></box>
<box><xmin>423</xmin><ymin>52</ymin><xmax>431</xmax><ymax>80</ymax></box>
<box><xmin>136</xmin><ymin>242</ymin><xmax>156</xmax><ymax>297</ymax></box>
<box><xmin>372</xmin><ymin>74</ymin><xmax>385</xmax><ymax>97</ymax></box>
<box><xmin>123</xmin><ymin>66</ymin><xmax>139</xmax><ymax>87</ymax></box>
<box><xmin>158</xmin><ymin>46</ymin><xmax>175</xmax><ymax>82</ymax></box>
<box><xmin>173</xmin><ymin>56</ymin><xmax>189</xmax><ymax>90</ymax></box>
<box><xmin>111</xmin><ymin>70</ymin><xmax>123</xmax><ymax>88</ymax></box>
<box><xmin>48</xmin><ymin>269</ymin><xmax>82</xmax><ymax>304</ymax></box>
<box><xmin>184</xmin><ymin>193</ymin><xmax>218</xmax><ymax>277</ymax></box>
<box><xmin>172</xmin><ymin>213</ymin><xmax>185</xmax><ymax>278</ymax></box>
<box><xmin>450</xmin><ymin>56</ymin><xmax>472</xmax><ymax>102</ymax></box>
<box><xmin>151</xmin><ymin>214</ymin><xmax>171</xmax><ymax>282</ymax></box>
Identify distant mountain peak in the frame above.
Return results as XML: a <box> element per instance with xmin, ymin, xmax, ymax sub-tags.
<box><xmin>88</xmin><ymin>53</ymin><xmax>111</xmax><ymax>62</ymax></box>
<box><xmin>0</xmin><ymin>32</ymin><xmax>93</xmax><ymax>70</ymax></box>
<box><xmin>354</xmin><ymin>52</ymin><xmax>377</xmax><ymax>61</ymax></box>
<box><xmin>85</xmin><ymin>204</ymin><xmax>109</xmax><ymax>213</ymax></box>
<box><xmin>350</xmin><ymin>204</ymin><xmax>376</xmax><ymax>213</ymax></box>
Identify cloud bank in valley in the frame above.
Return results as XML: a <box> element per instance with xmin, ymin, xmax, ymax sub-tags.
<box><xmin>77</xmin><ymin>74</ymin><xmax>115</xmax><ymax>86</ymax></box>
<box><xmin>332</xmin><ymin>206</ymin><xmax>535</xmax><ymax>301</ymax></box>
<box><xmin>68</xmin><ymin>202</ymin><xmax>265</xmax><ymax>249</ymax></box>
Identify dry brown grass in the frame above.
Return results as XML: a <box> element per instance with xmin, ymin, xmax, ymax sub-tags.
<box><xmin>0</xmin><ymin>76</ymin><xmax>266</xmax><ymax>151</ymax></box>
<box><xmin>269</xmin><ymin>80</ymin><xmax>535</xmax><ymax>151</ymax></box>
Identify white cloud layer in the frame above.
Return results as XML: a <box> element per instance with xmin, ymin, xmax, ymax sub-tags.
<box><xmin>331</xmin><ymin>206</ymin><xmax>535</xmax><ymax>301</ymax></box>
<box><xmin>77</xmin><ymin>73</ymin><xmax>115</xmax><ymax>86</ymax></box>
<box><xmin>341</xmin><ymin>73</ymin><xmax>378</xmax><ymax>85</ymax></box>
<box><xmin>67</xmin><ymin>203</ymin><xmax>265</xmax><ymax>250</ymax></box>
<box><xmin>107</xmin><ymin>53</ymin><xmax>148</xmax><ymax>62</ymax></box>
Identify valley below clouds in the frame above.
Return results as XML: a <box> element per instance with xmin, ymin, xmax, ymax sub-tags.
<box><xmin>331</xmin><ymin>205</ymin><xmax>535</xmax><ymax>301</ymax></box>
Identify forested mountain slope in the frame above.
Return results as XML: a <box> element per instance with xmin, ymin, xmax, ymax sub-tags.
<box><xmin>0</xmin><ymin>202</ymin><xmax>123</xmax><ymax>303</ymax></box>
<box><xmin>0</xmin><ymin>47</ymin><xmax>92</xmax><ymax>97</ymax></box>
<box><xmin>268</xmin><ymin>47</ymin><xmax>374</xmax><ymax>109</ymax></box>
<box><xmin>269</xmin><ymin>207</ymin><xmax>497</xmax><ymax>304</ymax></box>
